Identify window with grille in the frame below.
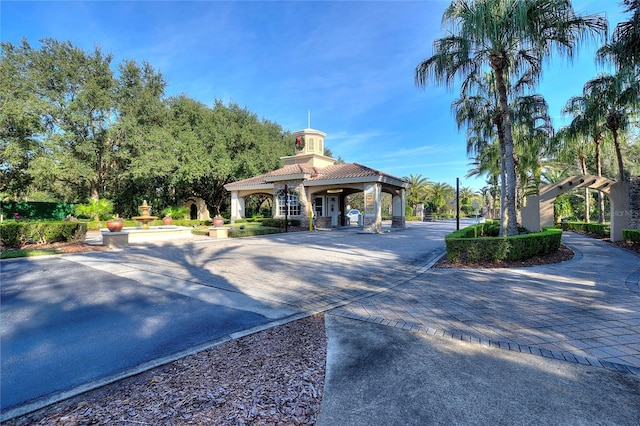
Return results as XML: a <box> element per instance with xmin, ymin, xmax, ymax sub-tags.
<box><xmin>278</xmin><ymin>193</ymin><xmax>300</xmax><ymax>216</ymax></box>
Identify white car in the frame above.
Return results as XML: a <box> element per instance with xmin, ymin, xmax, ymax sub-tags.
<box><xmin>346</xmin><ymin>209</ymin><xmax>361</xmax><ymax>223</ymax></box>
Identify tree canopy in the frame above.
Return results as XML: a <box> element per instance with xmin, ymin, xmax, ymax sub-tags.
<box><xmin>1</xmin><ymin>38</ymin><xmax>294</xmax><ymax>216</ymax></box>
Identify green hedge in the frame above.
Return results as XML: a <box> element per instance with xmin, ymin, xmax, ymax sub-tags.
<box><xmin>557</xmin><ymin>221</ymin><xmax>610</xmax><ymax>237</ymax></box>
<box><xmin>445</xmin><ymin>223</ymin><xmax>562</xmax><ymax>262</ymax></box>
<box><xmin>2</xmin><ymin>201</ymin><xmax>77</xmax><ymax>220</ymax></box>
<box><xmin>261</xmin><ymin>218</ymin><xmax>301</xmax><ymax>228</ymax></box>
<box><xmin>229</xmin><ymin>227</ymin><xmax>283</xmax><ymax>237</ymax></box>
<box><xmin>1</xmin><ymin>221</ymin><xmax>87</xmax><ymax>248</ymax></box>
<box><xmin>623</xmin><ymin>229</ymin><xmax>640</xmax><ymax>243</ymax></box>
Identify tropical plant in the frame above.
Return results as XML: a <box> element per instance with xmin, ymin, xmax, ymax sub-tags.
<box><xmin>415</xmin><ymin>0</ymin><xmax>607</xmax><ymax>235</ymax></box>
<box><xmin>560</xmin><ymin>89</ymin><xmax>608</xmax><ymax>223</ymax></box>
<box><xmin>403</xmin><ymin>173</ymin><xmax>431</xmax><ymax>215</ymax></box>
<box><xmin>425</xmin><ymin>182</ymin><xmax>455</xmax><ymax>214</ymax></box>
<box><xmin>74</xmin><ymin>199</ymin><xmax>114</xmax><ymax>222</ymax></box>
<box><xmin>596</xmin><ymin>0</ymin><xmax>639</xmax><ymax>71</ymax></box>
<box><xmin>582</xmin><ymin>70</ymin><xmax>640</xmax><ymax>182</ymax></box>
<box><xmin>453</xmin><ymin>72</ymin><xmax>552</xmax><ymax>233</ymax></box>
<box><xmin>161</xmin><ymin>205</ymin><xmax>188</xmax><ymax>219</ymax></box>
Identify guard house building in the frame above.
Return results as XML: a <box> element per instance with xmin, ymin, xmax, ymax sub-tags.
<box><xmin>224</xmin><ymin>127</ymin><xmax>410</xmax><ymax>233</ymax></box>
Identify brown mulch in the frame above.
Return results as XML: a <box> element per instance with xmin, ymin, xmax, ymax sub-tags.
<box><xmin>5</xmin><ymin>314</ymin><xmax>327</xmax><ymax>426</ymax></box>
<box><xmin>21</xmin><ymin>240</ymin><xmax>110</xmax><ymax>254</ymax></box>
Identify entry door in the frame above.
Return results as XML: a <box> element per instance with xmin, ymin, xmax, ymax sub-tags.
<box><xmin>329</xmin><ymin>196</ymin><xmax>339</xmax><ymax>227</ymax></box>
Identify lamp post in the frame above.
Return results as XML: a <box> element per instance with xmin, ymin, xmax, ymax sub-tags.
<box><xmin>284</xmin><ymin>185</ymin><xmax>289</xmax><ymax>233</ymax></box>
<box><xmin>456</xmin><ymin>177</ymin><xmax>460</xmax><ymax>230</ymax></box>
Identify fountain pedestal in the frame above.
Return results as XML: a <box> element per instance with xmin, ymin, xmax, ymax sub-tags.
<box><xmin>132</xmin><ymin>200</ymin><xmax>157</xmax><ymax>229</ymax></box>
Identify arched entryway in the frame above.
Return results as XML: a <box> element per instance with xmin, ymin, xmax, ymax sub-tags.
<box><xmin>184</xmin><ymin>197</ymin><xmax>211</xmax><ymax>221</ymax></box>
<box><xmin>521</xmin><ymin>175</ymin><xmax>630</xmax><ymax>242</ymax></box>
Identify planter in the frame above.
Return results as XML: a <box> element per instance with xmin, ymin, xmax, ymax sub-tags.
<box><xmin>162</xmin><ymin>217</ymin><xmax>173</xmax><ymax>225</ymax></box>
<box><xmin>106</xmin><ymin>220</ymin><xmax>124</xmax><ymax>232</ymax></box>
<box><xmin>212</xmin><ymin>216</ymin><xmax>224</xmax><ymax>227</ymax></box>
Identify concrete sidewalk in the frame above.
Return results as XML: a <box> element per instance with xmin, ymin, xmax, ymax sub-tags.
<box><xmin>318</xmin><ymin>232</ymin><xmax>640</xmax><ymax>425</ymax></box>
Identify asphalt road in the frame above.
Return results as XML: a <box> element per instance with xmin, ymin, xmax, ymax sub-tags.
<box><xmin>1</xmin><ymin>257</ymin><xmax>268</xmax><ymax>412</ymax></box>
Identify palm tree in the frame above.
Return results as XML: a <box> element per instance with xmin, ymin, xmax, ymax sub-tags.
<box><xmin>561</xmin><ymin>90</ymin><xmax>608</xmax><ymax>223</ymax></box>
<box><xmin>415</xmin><ymin>0</ymin><xmax>606</xmax><ymax>235</ymax></box>
<box><xmin>452</xmin><ymin>72</ymin><xmax>508</xmax><ymax>233</ymax></box>
<box><xmin>553</xmin><ymin>128</ymin><xmax>595</xmax><ymax>222</ymax></box>
<box><xmin>426</xmin><ymin>182</ymin><xmax>455</xmax><ymax>215</ymax></box>
<box><xmin>583</xmin><ymin>70</ymin><xmax>640</xmax><ymax>182</ymax></box>
<box><xmin>403</xmin><ymin>173</ymin><xmax>431</xmax><ymax>215</ymax></box>
<box><xmin>453</xmin><ymin>72</ymin><xmax>552</xmax><ymax>234</ymax></box>
<box><xmin>597</xmin><ymin>0</ymin><xmax>639</xmax><ymax>71</ymax></box>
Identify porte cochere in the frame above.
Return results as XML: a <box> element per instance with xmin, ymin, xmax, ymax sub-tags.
<box><xmin>224</xmin><ymin>127</ymin><xmax>410</xmax><ymax>232</ymax></box>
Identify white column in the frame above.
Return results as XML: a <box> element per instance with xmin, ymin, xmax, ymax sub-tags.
<box><xmin>230</xmin><ymin>192</ymin><xmax>245</xmax><ymax>222</ymax></box>
<box><xmin>364</xmin><ymin>183</ymin><xmax>382</xmax><ymax>233</ymax></box>
<box><xmin>392</xmin><ymin>189</ymin><xmax>406</xmax><ymax>228</ymax></box>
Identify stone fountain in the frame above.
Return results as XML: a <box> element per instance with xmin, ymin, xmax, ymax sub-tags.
<box><xmin>100</xmin><ymin>199</ymin><xmax>193</xmax><ymax>248</ymax></box>
<box><xmin>132</xmin><ymin>200</ymin><xmax>157</xmax><ymax>229</ymax></box>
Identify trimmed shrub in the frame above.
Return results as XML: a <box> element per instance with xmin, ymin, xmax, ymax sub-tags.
<box><xmin>1</xmin><ymin>221</ymin><xmax>87</xmax><ymax>248</ymax></box>
<box><xmin>557</xmin><ymin>221</ymin><xmax>610</xmax><ymax>237</ymax></box>
<box><xmin>1</xmin><ymin>201</ymin><xmax>76</xmax><ymax>220</ymax></box>
<box><xmin>261</xmin><ymin>218</ymin><xmax>301</xmax><ymax>228</ymax></box>
<box><xmin>229</xmin><ymin>227</ymin><xmax>282</xmax><ymax>237</ymax></box>
<box><xmin>445</xmin><ymin>224</ymin><xmax>562</xmax><ymax>262</ymax></box>
<box><xmin>623</xmin><ymin>229</ymin><xmax>640</xmax><ymax>243</ymax></box>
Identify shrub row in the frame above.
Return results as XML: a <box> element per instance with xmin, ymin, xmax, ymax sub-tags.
<box><xmin>623</xmin><ymin>229</ymin><xmax>640</xmax><ymax>243</ymax></box>
<box><xmin>229</xmin><ymin>227</ymin><xmax>283</xmax><ymax>238</ymax></box>
<box><xmin>2</xmin><ymin>201</ymin><xmax>76</xmax><ymax>220</ymax></box>
<box><xmin>1</xmin><ymin>221</ymin><xmax>87</xmax><ymax>248</ymax></box>
<box><xmin>445</xmin><ymin>223</ymin><xmax>562</xmax><ymax>262</ymax></box>
<box><xmin>233</xmin><ymin>217</ymin><xmax>264</xmax><ymax>224</ymax></box>
<box><xmin>261</xmin><ymin>218</ymin><xmax>301</xmax><ymax>228</ymax></box>
<box><xmin>557</xmin><ymin>221</ymin><xmax>610</xmax><ymax>237</ymax></box>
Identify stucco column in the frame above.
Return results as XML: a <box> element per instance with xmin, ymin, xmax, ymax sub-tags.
<box><xmin>392</xmin><ymin>189</ymin><xmax>406</xmax><ymax>228</ymax></box>
<box><xmin>610</xmin><ymin>180</ymin><xmax>630</xmax><ymax>242</ymax></box>
<box><xmin>363</xmin><ymin>183</ymin><xmax>382</xmax><ymax>233</ymax></box>
<box><xmin>230</xmin><ymin>191</ymin><xmax>245</xmax><ymax>222</ymax></box>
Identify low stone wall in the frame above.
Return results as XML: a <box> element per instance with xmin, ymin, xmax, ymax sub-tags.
<box><xmin>314</xmin><ymin>217</ymin><xmax>331</xmax><ymax>229</ymax></box>
<box><xmin>101</xmin><ymin>226</ymin><xmax>193</xmax><ymax>247</ymax></box>
<box><xmin>391</xmin><ymin>216</ymin><xmax>405</xmax><ymax>228</ymax></box>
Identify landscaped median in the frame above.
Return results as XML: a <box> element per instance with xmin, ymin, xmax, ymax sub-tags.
<box><xmin>445</xmin><ymin>221</ymin><xmax>562</xmax><ymax>263</ymax></box>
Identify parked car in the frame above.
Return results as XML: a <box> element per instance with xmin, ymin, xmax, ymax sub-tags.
<box><xmin>347</xmin><ymin>209</ymin><xmax>361</xmax><ymax>223</ymax></box>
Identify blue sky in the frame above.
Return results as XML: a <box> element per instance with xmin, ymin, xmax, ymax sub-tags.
<box><xmin>1</xmin><ymin>0</ymin><xmax>627</xmax><ymax>190</ymax></box>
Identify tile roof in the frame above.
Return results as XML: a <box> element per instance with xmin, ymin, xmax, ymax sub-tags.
<box><xmin>225</xmin><ymin>162</ymin><xmax>406</xmax><ymax>189</ymax></box>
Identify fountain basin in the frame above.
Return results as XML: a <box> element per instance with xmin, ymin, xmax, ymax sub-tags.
<box><xmin>101</xmin><ymin>226</ymin><xmax>193</xmax><ymax>247</ymax></box>
<box><xmin>131</xmin><ymin>216</ymin><xmax>158</xmax><ymax>230</ymax></box>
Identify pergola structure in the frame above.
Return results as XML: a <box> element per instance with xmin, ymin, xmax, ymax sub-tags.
<box><xmin>224</xmin><ymin>128</ymin><xmax>409</xmax><ymax>232</ymax></box>
<box><xmin>521</xmin><ymin>175</ymin><xmax>632</xmax><ymax>242</ymax></box>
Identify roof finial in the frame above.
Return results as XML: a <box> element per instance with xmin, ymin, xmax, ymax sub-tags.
<box><xmin>308</xmin><ymin>110</ymin><xmax>311</xmax><ymax>129</ymax></box>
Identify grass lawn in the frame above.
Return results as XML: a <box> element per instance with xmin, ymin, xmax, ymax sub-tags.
<box><xmin>1</xmin><ymin>249</ymin><xmax>59</xmax><ymax>259</ymax></box>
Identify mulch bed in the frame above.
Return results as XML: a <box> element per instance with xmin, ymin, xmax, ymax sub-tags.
<box><xmin>2</xmin><ymin>241</ymin><xmax>110</xmax><ymax>254</ymax></box>
<box><xmin>434</xmin><ymin>244</ymin><xmax>576</xmax><ymax>269</ymax></box>
<box><xmin>5</xmin><ymin>314</ymin><xmax>327</xmax><ymax>426</ymax></box>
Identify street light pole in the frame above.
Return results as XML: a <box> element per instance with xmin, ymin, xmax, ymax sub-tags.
<box><xmin>456</xmin><ymin>177</ymin><xmax>460</xmax><ymax>230</ymax></box>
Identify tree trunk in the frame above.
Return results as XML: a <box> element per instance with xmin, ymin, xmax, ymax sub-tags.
<box><xmin>580</xmin><ymin>157</ymin><xmax>589</xmax><ymax>223</ymax></box>
<box><xmin>491</xmin><ymin>62</ymin><xmax>518</xmax><ymax>236</ymax></box>
<box><xmin>595</xmin><ymin>137</ymin><xmax>605</xmax><ymax>223</ymax></box>
<box><xmin>612</xmin><ymin>128</ymin><xmax>625</xmax><ymax>182</ymax></box>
